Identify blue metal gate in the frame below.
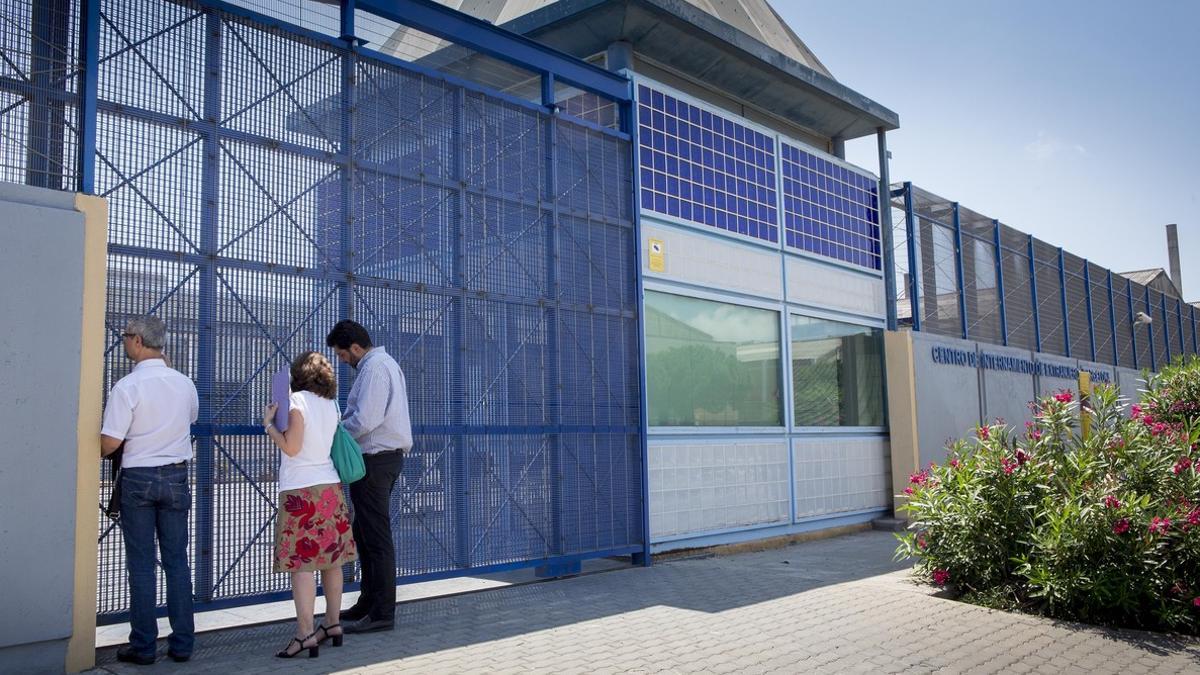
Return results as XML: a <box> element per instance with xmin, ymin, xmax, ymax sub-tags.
<box><xmin>2</xmin><ymin>0</ymin><xmax>645</xmax><ymax>622</ymax></box>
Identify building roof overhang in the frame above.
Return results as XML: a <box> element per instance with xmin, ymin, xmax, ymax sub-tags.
<box><xmin>498</xmin><ymin>0</ymin><xmax>899</xmax><ymax>140</ymax></box>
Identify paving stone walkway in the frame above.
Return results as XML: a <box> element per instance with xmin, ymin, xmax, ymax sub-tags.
<box><xmin>91</xmin><ymin>531</ymin><xmax>1200</xmax><ymax>674</ymax></box>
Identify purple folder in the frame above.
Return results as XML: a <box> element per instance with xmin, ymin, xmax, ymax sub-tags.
<box><xmin>271</xmin><ymin>367</ymin><xmax>290</xmax><ymax>432</ymax></box>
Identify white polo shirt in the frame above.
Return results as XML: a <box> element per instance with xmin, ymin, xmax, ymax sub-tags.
<box><xmin>101</xmin><ymin>358</ymin><xmax>199</xmax><ymax>468</ymax></box>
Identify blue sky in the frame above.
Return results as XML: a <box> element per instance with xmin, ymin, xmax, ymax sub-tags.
<box><xmin>777</xmin><ymin>1</ymin><xmax>1200</xmax><ymax>297</ymax></box>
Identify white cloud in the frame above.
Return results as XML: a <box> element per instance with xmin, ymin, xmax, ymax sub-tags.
<box><xmin>1024</xmin><ymin>131</ymin><xmax>1087</xmax><ymax>161</ymax></box>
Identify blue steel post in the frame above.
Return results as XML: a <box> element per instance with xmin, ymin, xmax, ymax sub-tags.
<box><xmin>1127</xmin><ymin>280</ymin><xmax>1139</xmax><ymax>370</ymax></box>
<box><xmin>877</xmin><ymin>128</ymin><xmax>897</xmax><ymax>330</ymax></box>
<box><xmin>338</xmin><ymin>0</ymin><xmax>356</xmax><ymax>585</ymax></box>
<box><xmin>76</xmin><ymin>0</ymin><xmax>101</xmax><ymax>194</ymax></box>
<box><xmin>1146</xmin><ymin>286</ymin><xmax>1157</xmax><ymax>370</ymax></box>
<box><xmin>540</xmin><ymin>73</ymin><xmax>569</xmax><ymax>574</ymax></box>
<box><xmin>1193</xmin><ymin>305</ymin><xmax>1198</xmax><ymax>355</ymax></box>
<box><xmin>451</xmin><ymin>85</ymin><xmax>469</xmax><ymax>570</ymax></box>
<box><xmin>626</xmin><ymin>83</ymin><xmax>651</xmax><ymax>567</ymax></box>
<box><xmin>194</xmin><ymin>9</ymin><xmax>223</xmax><ymax>603</ymax></box>
<box><xmin>339</xmin><ymin>0</ymin><xmax>355</xmax><ymax>325</ymax></box>
<box><xmin>27</xmin><ymin>0</ymin><xmax>71</xmax><ymax>189</ymax></box>
<box><xmin>902</xmin><ymin>182</ymin><xmax>920</xmax><ymax>331</ymax></box>
<box><xmin>1106</xmin><ymin>271</ymin><xmax>1118</xmax><ymax>365</ymax></box>
<box><xmin>1058</xmin><ymin>248</ymin><xmax>1070</xmax><ymax>357</ymax></box>
<box><xmin>1160</xmin><ymin>293</ymin><xmax>1172</xmax><ymax>364</ymax></box>
<box><xmin>992</xmin><ymin>220</ymin><xmax>1007</xmax><ymax>346</ymax></box>
<box><xmin>952</xmin><ymin>202</ymin><xmax>967</xmax><ymax>339</ymax></box>
<box><xmin>1083</xmin><ymin>260</ymin><xmax>1096</xmax><ymax>362</ymax></box>
<box><xmin>1176</xmin><ymin>298</ymin><xmax>1185</xmax><ymax>355</ymax></box>
<box><xmin>1028</xmin><ymin>235</ymin><xmax>1041</xmax><ymax>352</ymax></box>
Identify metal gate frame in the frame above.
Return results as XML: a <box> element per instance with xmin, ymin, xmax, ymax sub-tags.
<box><xmin>2</xmin><ymin>0</ymin><xmax>649</xmax><ymax>623</ymax></box>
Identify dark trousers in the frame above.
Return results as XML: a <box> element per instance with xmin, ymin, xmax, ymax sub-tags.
<box><xmin>348</xmin><ymin>450</ymin><xmax>403</xmax><ymax>620</ymax></box>
<box><xmin>120</xmin><ymin>464</ymin><xmax>194</xmax><ymax>657</ymax></box>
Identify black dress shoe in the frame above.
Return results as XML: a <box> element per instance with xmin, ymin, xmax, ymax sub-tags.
<box><xmin>116</xmin><ymin>646</ymin><xmax>156</xmax><ymax>665</ymax></box>
<box><xmin>339</xmin><ymin>606</ymin><xmax>368</xmax><ymax>622</ymax></box>
<box><xmin>342</xmin><ymin>616</ymin><xmax>395</xmax><ymax>634</ymax></box>
<box><xmin>167</xmin><ymin>650</ymin><xmax>191</xmax><ymax>662</ymax></box>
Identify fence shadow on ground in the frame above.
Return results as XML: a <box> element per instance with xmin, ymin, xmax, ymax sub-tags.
<box><xmin>94</xmin><ymin>531</ymin><xmax>1200</xmax><ymax>672</ymax></box>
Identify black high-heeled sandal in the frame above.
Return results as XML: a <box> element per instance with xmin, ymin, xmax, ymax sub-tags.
<box><xmin>275</xmin><ymin>631</ymin><xmax>319</xmax><ymax>659</ymax></box>
<box><xmin>315</xmin><ymin>623</ymin><xmax>343</xmax><ymax>647</ymax></box>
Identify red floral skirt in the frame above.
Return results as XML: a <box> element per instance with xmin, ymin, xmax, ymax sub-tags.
<box><xmin>274</xmin><ymin>483</ymin><xmax>357</xmax><ymax>573</ymax></box>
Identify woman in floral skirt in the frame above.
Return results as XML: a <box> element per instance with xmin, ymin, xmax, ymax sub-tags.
<box><xmin>263</xmin><ymin>351</ymin><xmax>357</xmax><ymax>658</ymax></box>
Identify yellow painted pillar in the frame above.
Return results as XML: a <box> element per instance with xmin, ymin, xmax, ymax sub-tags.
<box><xmin>66</xmin><ymin>194</ymin><xmax>107</xmax><ymax>673</ymax></box>
<box><xmin>884</xmin><ymin>330</ymin><xmax>918</xmax><ymax>517</ymax></box>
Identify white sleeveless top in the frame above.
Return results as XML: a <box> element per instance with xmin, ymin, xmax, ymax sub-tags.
<box><xmin>278</xmin><ymin>390</ymin><xmax>341</xmax><ymax>491</ymax></box>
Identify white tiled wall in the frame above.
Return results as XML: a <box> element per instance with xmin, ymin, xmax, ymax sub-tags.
<box><xmin>792</xmin><ymin>436</ymin><xmax>890</xmax><ymax>518</ymax></box>
<box><xmin>649</xmin><ymin>439</ymin><xmax>790</xmax><ymax>539</ymax></box>
<box><xmin>642</xmin><ymin>221</ymin><xmax>784</xmax><ymax>300</ymax></box>
<box><xmin>786</xmin><ymin>255</ymin><xmax>885</xmax><ymax>318</ymax></box>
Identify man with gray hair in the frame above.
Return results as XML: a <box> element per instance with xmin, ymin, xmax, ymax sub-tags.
<box><xmin>101</xmin><ymin>315</ymin><xmax>199</xmax><ymax>665</ymax></box>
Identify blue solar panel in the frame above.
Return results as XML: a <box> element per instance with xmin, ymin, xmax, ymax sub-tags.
<box><xmin>637</xmin><ymin>85</ymin><xmax>778</xmax><ymax>243</ymax></box>
<box><xmin>780</xmin><ymin>143</ymin><xmax>881</xmax><ymax>270</ymax></box>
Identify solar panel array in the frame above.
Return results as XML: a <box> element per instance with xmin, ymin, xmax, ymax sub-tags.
<box><xmin>781</xmin><ymin>143</ymin><xmax>882</xmax><ymax>270</ymax></box>
<box><xmin>637</xmin><ymin>85</ymin><xmax>779</xmax><ymax>243</ymax></box>
<box><xmin>636</xmin><ymin>84</ymin><xmax>883</xmax><ymax>272</ymax></box>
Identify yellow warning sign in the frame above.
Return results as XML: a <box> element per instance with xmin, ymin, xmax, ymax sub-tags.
<box><xmin>648</xmin><ymin>238</ymin><xmax>665</xmax><ymax>272</ymax></box>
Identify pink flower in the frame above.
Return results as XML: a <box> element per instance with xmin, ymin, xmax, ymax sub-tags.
<box><xmin>903</xmin><ymin>486</ymin><xmax>914</xmax><ymax>496</ymax></box>
<box><xmin>1131</xmin><ymin>404</ymin><xmax>1142</xmax><ymax>417</ymax></box>
<box><xmin>932</xmin><ymin>569</ymin><xmax>950</xmax><ymax>586</ymax></box>
<box><xmin>1001</xmin><ymin>458</ymin><xmax>1017</xmax><ymax>475</ymax></box>
<box><xmin>1194</xmin><ymin>597</ymin><xmax>1200</xmax><ymax>608</ymax></box>
<box><xmin>1015</xmin><ymin>448</ymin><xmax>1031</xmax><ymax>465</ymax></box>
<box><xmin>977</xmin><ymin>425</ymin><xmax>990</xmax><ymax>440</ymax></box>
<box><xmin>1149</xmin><ymin>517</ymin><xmax>1172</xmax><ymax>535</ymax></box>
<box><xmin>1151</xmin><ymin>422</ymin><xmax>1170</xmax><ymax>436</ymax></box>
<box><xmin>1183</xmin><ymin>509</ymin><xmax>1200</xmax><ymax>531</ymax></box>
<box><xmin>1174</xmin><ymin>457</ymin><xmax>1194</xmax><ymax>475</ymax></box>
<box><xmin>1142</xmin><ymin>414</ymin><xmax>1156</xmax><ymax>426</ymax></box>
<box><xmin>1054</xmin><ymin>390</ymin><xmax>1073</xmax><ymax>403</ymax></box>
<box><xmin>916</xmin><ymin>533</ymin><xmax>928</xmax><ymax>549</ymax></box>
<box><xmin>949</xmin><ymin>458</ymin><xmax>960</xmax><ymax>469</ymax></box>
<box><xmin>909</xmin><ymin>470</ymin><xmax>929</xmax><ymax>486</ymax></box>
<box><xmin>1112</xmin><ymin>519</ymin><xmax>1130</xmax><ymax>535</ymax></box>
<box><xmin>1103</xmin><ymin>495</ymin><xmax>1121</xmax><ymax>509</ymax></box>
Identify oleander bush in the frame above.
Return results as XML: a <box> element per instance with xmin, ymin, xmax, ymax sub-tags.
<box><xmin>896</xmin><ymin>358</ymin><xmax>1200</xmax><ymax>635</ymax></box>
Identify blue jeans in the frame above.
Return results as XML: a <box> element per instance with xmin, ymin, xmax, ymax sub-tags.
<box><xmin>119</xmin><ymin>463</ymin><xmax>194</xmax><ymax>657</ymax></box>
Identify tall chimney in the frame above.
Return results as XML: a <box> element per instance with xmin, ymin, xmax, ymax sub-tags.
<box><xmin>1166</xmin><ymin>224</ymin><xmax>1182</xmax><ymax>297</ymax></box>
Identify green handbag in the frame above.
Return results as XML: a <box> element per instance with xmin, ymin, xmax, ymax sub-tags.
<box><xmin>331</xmin><ymin>402</ymin><xmax>366</xmax><ymax>484</ymax></box>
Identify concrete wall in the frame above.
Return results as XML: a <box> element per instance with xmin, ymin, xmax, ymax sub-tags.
<box><xmin>887</xmin><ymin>329</ymin><xmax>1155</xmax><ymax>515</ymax></box>
<box><xmin>0</xmin><ymin>184</ymin><xmax>106</xmax><ymax>672</ymax></box>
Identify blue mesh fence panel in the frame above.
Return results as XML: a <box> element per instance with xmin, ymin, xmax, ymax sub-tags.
<box><xmin>1062</xmin><ymin>253</ymin><xmax>1090</xmax><ymax>359</ymax></box>
<box><xmin>0</xmin><ymin>0</ymin><xmax>80</xmax><ymax>189</ymax></box>
<box><xmin>999</xmin><ymin>225</ymin><xmax>1035</xmax><ymax>351</ymax></box>
<box><xmin>1112</xmin><ymin>276</ymin><xmax>1136</xmax><ymax>369</ymax></box>
<box><xmin>1088</xmin><ymin>263</ymin><xmax>1113</xmax><ymax>365</ymax></box>
<box><xmin>1031</xmin><ymin>240</ymin><xmax>1065</xmax><ymax>356</ymax></box>
<box><xmin>63</xmin><ymin>0</ymin><xmax>642</xmax><ymax>621</ymax></box>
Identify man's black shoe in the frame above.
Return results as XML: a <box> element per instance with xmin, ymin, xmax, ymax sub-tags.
<box><xmin>342</xmin><ymin>616</ymin><xmax>394</xmax><ymax>634</ymax></box>
<box><xmin>167</xmin><ymin>650</ymin><xmax>191</xmax><ymax>663</ymax></box>
<box><xmin>339</xmin><ymin>606</ymin><xmax>368</xmax><ymax>622</ymax></box>
<box><xmin>116</xmin><ymin>646</ymin><xmax>156</xmax><ymax>665</ymax></box>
